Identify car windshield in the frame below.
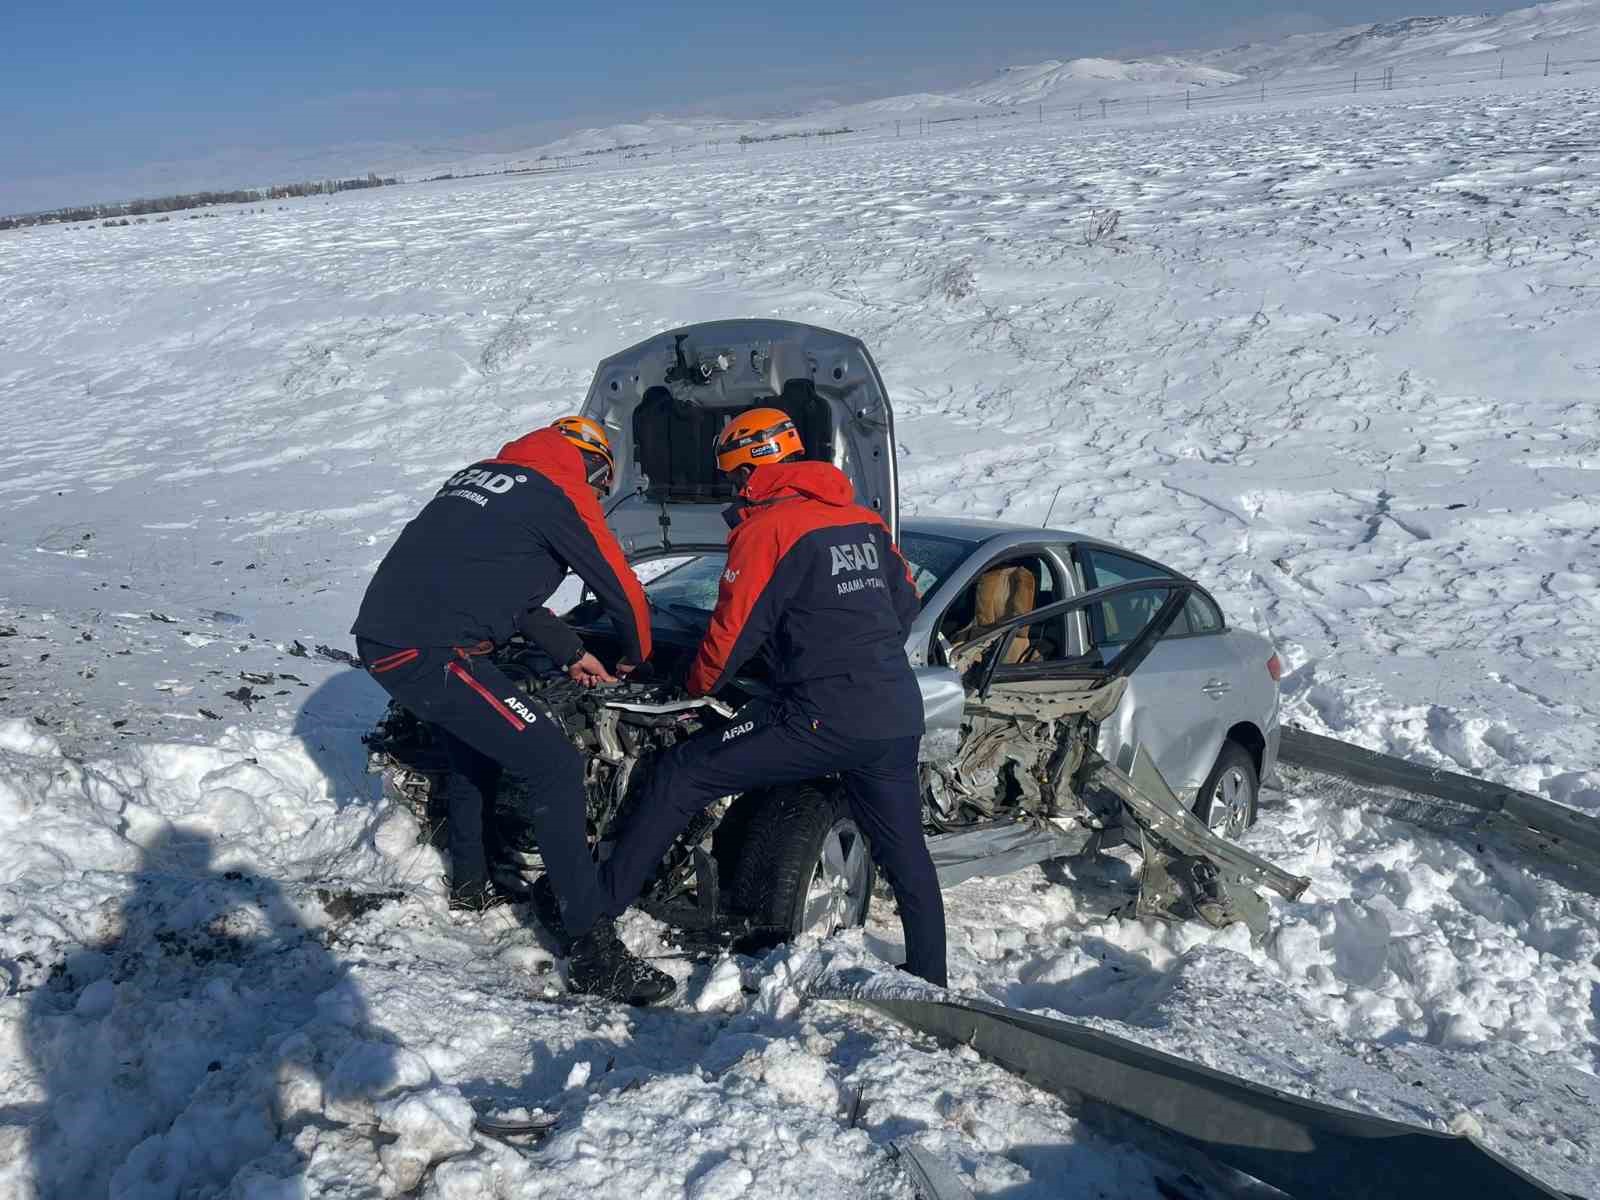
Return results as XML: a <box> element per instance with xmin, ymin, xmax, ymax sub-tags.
<box><xmin>643</xmin><ymin>554</ymin><xmax>728</xmax><ymax>616</ymax></box>
<box><xmin>899</xmin><ymin>530</ymin><xmax>980</xmax><ymax>600</ymax></box>
<box><xmin>636</xmin><ymin>529</ymin><xmax>977</xmax><ymax>619</ymax></box>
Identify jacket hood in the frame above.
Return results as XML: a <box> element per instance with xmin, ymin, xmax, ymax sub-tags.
<box><xmin>740</xmin><ymin>461</ymin><xmax>856</xmax><ymax>507</ymax></box>
<box><xmin>490</xmin><ymin>427</ymin><xmax>587</xmax><ymax>487</ymax></box>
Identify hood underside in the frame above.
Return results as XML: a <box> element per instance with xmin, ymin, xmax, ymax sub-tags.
<box><xmin>580</xmin><ymin>320</ymin><xmax>898</xmax><ymax>561</ymax></box>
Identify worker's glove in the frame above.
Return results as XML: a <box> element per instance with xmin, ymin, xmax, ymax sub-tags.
<box><xmin>566</xmin><ymin>651</ymin><xmax>617</xmax><ymax>688</ymax></box>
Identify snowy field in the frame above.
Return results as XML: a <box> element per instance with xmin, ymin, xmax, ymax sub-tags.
<box><xmin>3</xmin><ymin>76</ymin><xmax>1599</xmax><ymax>1197</ymax></box>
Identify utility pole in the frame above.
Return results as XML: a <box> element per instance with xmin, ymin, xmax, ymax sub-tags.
<box><xmin>1260</xmin><ymin>81</ymin><xmax>1265</xmax><ymax>102</ymax></box>
<box><xmin>1099</xmin><ymin>98</ymin><xmax>1108</xmax><ymax>119</ymax></box>
<box><xmin>1353</xmin><ymin>71</ymin><xmax>1359</xmax><ymax>94</ymax></box>
<box><xmin>1038</xmin><ymin>103</ymin><xmax>1043</xmax><ymax>123</ymax></box>
<box><xmin>1077</xmin><ymin>101</ymin><xmax>1082</xmax><ymax>120</ymax></box>
<box><xmin>1499</xmin><ymin>57</ymin><xmax>1505</xmax><ymax>80</ymax></box>
<box><xmin>1186</xmin><ymin>88</ymin><xmax>1191</xmax><ymax>111</ymax></box>
<box><xmin>896</xmin><ymin>120</ymin><xmax>901</xmax><ymax>137</ymax></box>
<box><xmin>1544</xmin><ymin>52</ymin><xmax>1551</xmax><ymax>77</ymax></box>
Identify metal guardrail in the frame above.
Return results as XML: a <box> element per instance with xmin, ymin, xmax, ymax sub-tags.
<box><xmin>1277</xmin><ymin>727</ymin><xmax>1600</xmax><ymax>868</ymax></box>
<box><xmin>813</xmin><ymin>976</ymin><xmax>1570</xmax><ymax>1199</ymax></box>
<box><xmin>825</xmin><ymin>732</ymin><xmax>1596</xmax><ymax>1199</ymax></box>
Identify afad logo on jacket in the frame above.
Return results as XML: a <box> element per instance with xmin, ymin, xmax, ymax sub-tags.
<box><xmin>829</xmin><ymin>541</ymin><xmax>880</xmax><ymax>575</ymax></box>
<box><xmin>438</xmin><ymin>466</ymin><xmax>529</xmax><ymax>509</ymax></box>
<box><xmin>830</xmin><ymin>540</ymin><xmax>887</xmax><ymax>596</ymax></box>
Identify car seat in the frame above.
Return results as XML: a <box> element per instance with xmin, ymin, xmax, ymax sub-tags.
<box><xmin>957</xmin><ymin>565</ymin><xmax>1038</xmax><ymax>663</ymax></box>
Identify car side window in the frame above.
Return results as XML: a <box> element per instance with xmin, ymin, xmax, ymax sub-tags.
<box><xmin>1076</xmin><ymin>547</ymin><xmax>1227</xmax><ymax>644</ymax></box>
<box><xmin>1078</xmin><ymin>547</ymin><xmax>1187</xmax><ymax>646</ymax></box>
<box><xmin>1184</xmin><ymin>591</ymin><xmax>1224</xmax><ymax>635</ymax></box>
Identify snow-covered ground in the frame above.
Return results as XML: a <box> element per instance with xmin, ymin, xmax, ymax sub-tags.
<box><xmin>3</xmin><ymin>74</ymin><xmax>1599</xmax><ymax>1198</ymax></box>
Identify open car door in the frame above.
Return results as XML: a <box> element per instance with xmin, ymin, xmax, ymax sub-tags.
<box><xmin>580</xmin><ymin>320</ymin><xmax>899</xmax><ymax>562</ymax></box>
<box><xmin>946</xmin><ymin>579</ymin><xmax>1199</xmax><ymax>727</ymax></box>
<box><xmin>940</xmin><ymin>578</ymin><xmax>1309</xmax><ymax>927</ymax></box>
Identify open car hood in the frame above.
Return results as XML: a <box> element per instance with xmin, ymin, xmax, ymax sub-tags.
<box><xmin>580</xmin><ymin>320</ymin><xmax>898</xmax><ymax>562</ymax></box>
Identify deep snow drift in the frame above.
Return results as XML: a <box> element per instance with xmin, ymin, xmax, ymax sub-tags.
<box><xmin>3</xmin><ymin>75</ymin><xmax>1599</xmax><ymax>1197</ymax></box>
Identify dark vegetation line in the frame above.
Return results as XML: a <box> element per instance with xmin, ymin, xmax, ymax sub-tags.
<box><xmin>0</xmin><ymin>173</ymin><xmax>400</xmax><ymax>231</ymax></box>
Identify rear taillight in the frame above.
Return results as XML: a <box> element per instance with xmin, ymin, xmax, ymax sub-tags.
<box><xmin>1266</xmin><ymin>653</ymin><xmax>1282</xmax><ymax>682</ymax></box>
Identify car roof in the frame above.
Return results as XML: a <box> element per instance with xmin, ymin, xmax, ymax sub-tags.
<box><xmin>901</xmin><ymin>514</ymin><xmax>1110</xmax><ymax>550</ymax></box>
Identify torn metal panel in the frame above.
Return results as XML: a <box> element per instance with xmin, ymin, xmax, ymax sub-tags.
<box><xmin>927</xmin><ymin>820</ymin><xmax>1093</xmax><ymax>889</ymax></box>
<box><xmin>973</xmin><ymin>675</ymin><xmax>1127</xmax><ymax>723</ymax></box>
<box><xmin>916</xmin><ymin>665</ymin><xmax>966</xmax><ymax>765</ymax></box>
<box><xmin>893</xmin><ymin>1140</ymin><xmax>976</xmax><ymax>1200</ymax></box>
<box><xmin>810</xmin><ymin>974</ymin><xmax>1567</xmax><ymax>1200</ymax></box>
<box><xmin>1085</xmin><ymin>748</ymin><xmax>1310</xmax><ymax>903</ymax></box>
<box><xmin>1130</xmin><ymin>826</ymin><xmax>1272</xmax><ymax>938</ymax></box>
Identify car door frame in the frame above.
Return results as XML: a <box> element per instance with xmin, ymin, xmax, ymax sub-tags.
<box><xmin>907</xmin><ymin>540</ymin><xmax>1082</xmax><ymax>669</ymax></box>
<box><xmin>947</xmin><ymin>579</ymin><xmax>1198</xmax><ymax>695</ymax></box>
<box><xmin>1065</xmin><ymin>541</ymin><xmax>1241</xmax><ymax>792</ymax></box>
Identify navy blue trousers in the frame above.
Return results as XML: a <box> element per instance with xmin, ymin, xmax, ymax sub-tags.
<box><xmin>600</xmin><ymin>702</ymin><xmax>947</xmax><ymax>986</ymax></box>
<box><xmin>357</xmin><ymin>638</ymin><xmax>606</xmax><ymax>937</ymax></box>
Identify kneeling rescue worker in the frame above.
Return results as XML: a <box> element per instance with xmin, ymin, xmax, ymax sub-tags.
<box><xmin>601</xmin><ymin>409</ymin><xmax>948</xmax><ymax>987</ymax></box>
<box><xmin>351</xmin><ymin>416</ymin><xmax>674</xmax><ymax>1005</ymax></box>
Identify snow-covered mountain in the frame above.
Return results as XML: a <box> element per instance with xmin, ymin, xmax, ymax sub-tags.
<box><xmin>1196</xmin><ymin>0</ymin><xmax>1600</xmax><ymax>75</ymax></box>
<box><xmin>952</xmin><ymin>57</ymin><xmax>1244</xmax><ymax>105</ymax></box>
<box><xmin>492</xmin><ymin>0</ymin><xmax>1600</xmax><ymax>174</ymax></box>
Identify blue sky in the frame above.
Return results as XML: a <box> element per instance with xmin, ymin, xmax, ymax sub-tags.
<box><xmin>3</xmin><ymin>2</ymin><xmax>1504</xmax><ymax>212</ymax></box>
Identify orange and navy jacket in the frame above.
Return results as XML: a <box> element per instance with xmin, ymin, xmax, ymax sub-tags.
<box><xmin>686</xmin><ymin>461</ymin><xmax>924</xmax><ymax>739</ymax></box>
<box><xmin>351</xmin><ymin>429</ymin><xmax>651</xmax><ymax>662</ymax></box>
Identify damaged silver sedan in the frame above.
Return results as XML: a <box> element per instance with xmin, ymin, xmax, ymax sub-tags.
<box><xmin>367</xmin><ymin>320</ymin><xmax>1308</xmax><ymax>952</ymax></box>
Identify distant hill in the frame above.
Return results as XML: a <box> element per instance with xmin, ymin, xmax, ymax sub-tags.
<box><xmin>9</xmin><ymin>1</ymin><xmax>1599</xmax><ymax>218</ymax></box>
<box><xmin>505</xmin><ymin>1</ymin><xmax>1600</xmax><ymax>169</ymax></box>
<box><xmin>1194</xmin><ymin>0</ymin><xmax>1600</xmax><ymax>75</ymax></box>
<box><xmin>952</xmin><ymin>57</ymin><xmax>1243</xmax><ymax>105</ymax></box>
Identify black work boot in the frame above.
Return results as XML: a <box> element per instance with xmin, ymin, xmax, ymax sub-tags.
<box><xmin>529</xmin><ymin>874</ymin><xmax>570</xmax><ymax>947</ymax></box>
<box><xmin>566</xmin><ymin>920</ymin><xmax>674</xmax><ymax>1006</ymax></box>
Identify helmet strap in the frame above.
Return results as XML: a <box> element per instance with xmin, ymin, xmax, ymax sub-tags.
<box><xmin>580</xmin><ymin>450</ymin><xmax>612</xmax><ymax>489</ymax></box>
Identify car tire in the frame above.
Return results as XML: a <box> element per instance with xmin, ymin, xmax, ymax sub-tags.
<box><xmin>732</xmin><ymin>784</ymin><xmax>875</xmax><ymax>939</ymax></box>
<box><xmin>1194</xmin><ymin>740</ymin><xmax>1259</xmax><ymax>838</ymax></box>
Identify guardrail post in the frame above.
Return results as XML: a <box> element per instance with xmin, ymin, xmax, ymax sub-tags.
<box><xmin>1544</xmin><ymin>52</ymin><xmax>1551</xmax><ymax>76</ymax></box>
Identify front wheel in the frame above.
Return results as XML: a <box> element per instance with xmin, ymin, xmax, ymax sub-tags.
<box><xmin>732</xmin><ymin>784</ymin><xmax>875</xmax><ymax>939</ymax></box>
<box><xmin>1194</xmin><ymin>740</ymin><xmax>1259</xmax><ymax>838</ymax></box>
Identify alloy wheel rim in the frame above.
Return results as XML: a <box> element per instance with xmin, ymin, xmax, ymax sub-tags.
<box><xmin>801</xmin><ymin>821</ymin><xmax>871</xmax><ymax>936</ymax></box>
<box><xmin>1208</xmin><ymin>767</ymin><xmax>1251</xmax><ymax>837</ymax></box>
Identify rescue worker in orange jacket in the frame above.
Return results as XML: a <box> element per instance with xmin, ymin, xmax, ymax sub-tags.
<box><xmin>601</xmin><ymin>409</ymin><xmax>947</xmax><ymax>986</ymax></box>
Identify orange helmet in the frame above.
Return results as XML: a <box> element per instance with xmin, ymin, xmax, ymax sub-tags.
<box><xmin>714</xmin><ymin>407</ymin><xmax>804</xmax><ymax>473</ymax></box>
<box><xmin>552</xmin><ymin>415</ymin><xmax>614</xmax><ymax>487</ymax></box>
